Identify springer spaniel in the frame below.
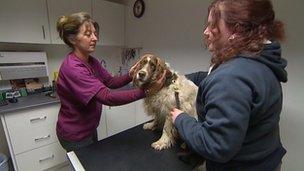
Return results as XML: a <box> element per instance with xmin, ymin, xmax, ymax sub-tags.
<box><xmin>130</xmin><ymin>53</ymin><xmax>198</xmax><ymax>150</ymax></box>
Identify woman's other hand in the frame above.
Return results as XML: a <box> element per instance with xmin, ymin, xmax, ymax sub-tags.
<box><xmin>170</xmin><ymin>108</ymin><xmax>184</xmax><ymax>123</ymax></box>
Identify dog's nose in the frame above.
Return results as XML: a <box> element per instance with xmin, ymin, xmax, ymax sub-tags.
<box><xmin>138</xmin><ymin>71</ymin><xmax>146</xmax><ymax>78</ymax></box>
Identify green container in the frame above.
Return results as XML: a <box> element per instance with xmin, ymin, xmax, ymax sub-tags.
<box><xmin>0</xmin><ymin>91</ymin><xmax>4</xmax><ymax>101</ymax></box>
<box><xmin>19</xmin><ymin>88</ymin><xmax>27</xmax><ymax>97</ymax></box>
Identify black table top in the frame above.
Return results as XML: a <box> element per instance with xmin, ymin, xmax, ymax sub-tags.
<box><xmin>73</xmin><ymin>123</ymin><xmax>194</xmax><ymax>171</ymax></box>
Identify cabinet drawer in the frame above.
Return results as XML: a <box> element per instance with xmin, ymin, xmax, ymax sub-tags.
<box><xmin>10</xmin><ymin>124</ymin><xmax>58</xmax><ymax>155</ymax></box>
<box><xmin>5</xmin><ymin>104</ymin><xmax>59</xmax><ymax>133</ymax></box>
<box><xmin>15</xmin><ymin>141</ymin><xmax>66</xmax><ymax>171</ymax></box>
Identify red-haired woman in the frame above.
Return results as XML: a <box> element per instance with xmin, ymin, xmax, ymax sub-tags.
<box><xmin>171</xmin><ymin>0</ymin><xmax>287</xmax><ymax>170</ymax></box>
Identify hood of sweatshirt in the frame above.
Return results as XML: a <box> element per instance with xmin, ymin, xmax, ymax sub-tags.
<box><xmin>246</xmin><ymin>41</ymin><xmax>288</xmax><ymax>82</ymax></box>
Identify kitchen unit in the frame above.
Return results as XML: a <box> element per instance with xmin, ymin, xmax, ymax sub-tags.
<box><xmin>0</xmin><ymin>51</ymin><xmax>66</xmax><ymax>171</ymax></box>
<box><xmin>0</xmin><ymin>0</ymin><xmax>125</xmax><ymax>46</ymax></box>
<box><xmin>0</xmin><ymin>102</ymin><xmax>64</xmax><ymax>171</ymax></box>
<box><xmin>0</xmin><ymin>0</ymin><xmax>50</xmax><ymax>44</ymax></box>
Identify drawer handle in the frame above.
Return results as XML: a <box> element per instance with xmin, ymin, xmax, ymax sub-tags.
<box><xmin>39</xmin><ymin>154</ymin><xmax>54</xmax><ymax>163</ymax></box>
<box><xmin>34</xmin><ymin>134</ymin><xmax>51</xmax><ymax>142</ymax></box>
<box><xmin>30</xmin><ymin>116</ymin><xmax>47</xmax><ymax>123</ymax></box>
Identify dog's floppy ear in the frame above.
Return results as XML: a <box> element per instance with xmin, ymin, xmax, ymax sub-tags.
<box><xmin>129</xmin><ymin>55</ymin><xmax>145</xmax><ymax>79</ymax></box>
<box><xmin>153</xmin><ymin>56</ymin><xmax>166</xmax><ymax>79</ymax></box>
<box><xmin>130</xmin><ymin>54</ymin><xmax>151</xmax><ymax>87</ymax></box>
<box><xmin>130</xmin><ymin>64</ymin><xmax>141</xmax><ymax>87</ymax></box>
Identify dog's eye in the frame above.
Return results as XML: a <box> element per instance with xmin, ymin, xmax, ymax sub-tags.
<box><xmin>149</xmin><ymin>62</ymin><xmax>156</xmax><ymax>70</ymax></box>
<box><xmin>142</xmin><ymin>58</ymin><xmax>149</xmax><ymax>64</ymax></box>
<box><xmin>140</xmin><ymin>60</ymin><xmax>146</xmax><ymax>66</ymax></box>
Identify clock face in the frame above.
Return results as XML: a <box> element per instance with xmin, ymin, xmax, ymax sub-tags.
<box><xmin>133</xmin><ymin>0</ymin><xmax>145</xmax><ymax>18</ymax></box>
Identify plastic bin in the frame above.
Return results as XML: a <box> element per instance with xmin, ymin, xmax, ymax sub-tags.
<box><xmin>0</xmin><ymin>153</ymin><xmax>8</xmax><ymax>171</ymax></box>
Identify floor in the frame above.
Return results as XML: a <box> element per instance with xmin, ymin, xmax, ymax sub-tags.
<box><xmin>52</xmin><ymin>164</ymin><xmax>72</xmax><ymax>171</ymax></box>
<box><xmin>6</xmin><ymin>157</ymin><xmax>206</xmax><ymax>171</ymax></box>
<box><xmin>45</xmin><ymin>162</ymin><xmax>72</xmax><ymax>171</ymax></box>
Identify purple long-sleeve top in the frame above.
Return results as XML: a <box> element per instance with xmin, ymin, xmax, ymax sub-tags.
<box><xmin>56</xmin><ymin>52</ymin><xmax>145</xmax><ymax>141</ymax></box>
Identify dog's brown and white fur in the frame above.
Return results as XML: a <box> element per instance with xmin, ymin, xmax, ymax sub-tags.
<box><xmin>130</xmin><ymin>53</ymin><xmax>198</xmax><ymax>150</ymax></box>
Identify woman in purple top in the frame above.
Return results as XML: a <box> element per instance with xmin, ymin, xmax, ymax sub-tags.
<box><xmin>55</xmin><ymin>12</ymin><xmax>147</xmax><ymax>152</ymax></box>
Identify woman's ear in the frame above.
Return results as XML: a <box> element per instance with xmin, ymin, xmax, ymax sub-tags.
<box><xmin>68</xmin><ymin>37</ymin><xmax>76</xmax><ymax>45</ymax></box>
<box><xmin>228</xmin><ymin>34</ymin><xmax>236</xmax><ymax>41</ymax></box>
<box><xmin>228</xmin><ymin>33</ymin><xmax>235</xmax><ymax>41</ymax></box>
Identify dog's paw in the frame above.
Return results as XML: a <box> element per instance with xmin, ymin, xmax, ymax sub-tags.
<box><xmin>151</xmin><ymin>139</ymin><xmax>172</xmax><ymax>150</ymax></box>
<box><xmin>143</xmin><ymin>122</ymin><xmax>155</xmax><ymax>130</ymax></box>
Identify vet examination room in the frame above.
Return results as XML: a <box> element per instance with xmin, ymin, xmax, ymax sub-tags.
<box><xmin>0</xmin><ymin>0</ymin><xmax>303</xmax><ymax>171</ymax></box>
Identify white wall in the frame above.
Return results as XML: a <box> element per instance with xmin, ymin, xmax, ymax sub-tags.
<box><xmin>125</xmin><ymin>0</ymin><xmax>212</xmax><ymax>73</ymax></box>
<box><xmin>125</xmin><ymin>0</ymin><xmax>304</xmax><ymax>170</ymax></box>
<box><xmin>274</xmin><ymin>0</ymin><xmax>304</xmax><ymax>171</ymax></box>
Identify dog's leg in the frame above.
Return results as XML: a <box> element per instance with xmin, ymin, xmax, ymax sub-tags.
<box><xmin>143</xmin><ymin>120</ymin><xmax>156</xmax><ymax>130</ymax></box>
<box><xmin>151</xmin><ymin>116</ymin><xmax>175</xmax><ymax>150</ymax></box>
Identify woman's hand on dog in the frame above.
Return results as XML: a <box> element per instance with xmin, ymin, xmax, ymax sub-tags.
<box><xmin>170</xmin><ymin>108</ymin><xmax>184</xmax><ymax>123</ymax></box>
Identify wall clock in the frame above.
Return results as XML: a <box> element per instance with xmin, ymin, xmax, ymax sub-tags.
<box><xmin>133</xmin><ymin>0</ymin><xmax>145</xmax><ymax>18</ymax></box>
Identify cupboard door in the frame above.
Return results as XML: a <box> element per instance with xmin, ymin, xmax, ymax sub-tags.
<box><xmin>0</xmin><ymin>0</ymin><xmax>50</xmax><ymax>44</ymax></box>
<box><xmin>106</xmin><ymin>104</ymin><xmax>136</xmax><ymax>136</ymax></box>
<box><xmin>97</xmin><ymin>107</ymin><xmax>108</xmax><ymax>140</ymax></box>
<box><xmin>135</xmin><ymin>100</ymin><xmax>152</xmax><ymax>125</ymax></box>
<box><xmin>47</xmin><ymin>0</ymin><xmax>92</xmax><ymax>44</ymax></box>
<box><xmin>92</xmin><ymin>0</ymin><xmax>125</xmax><ymax>46</ymax></box>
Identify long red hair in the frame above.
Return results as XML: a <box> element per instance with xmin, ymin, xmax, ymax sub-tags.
<box><xmin>206</xmin><ymin>0</ymin><xmax>285</xmax><ymax>66</ymax></box>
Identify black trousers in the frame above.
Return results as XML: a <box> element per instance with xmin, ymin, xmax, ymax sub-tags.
<box><xmin>58</xmin><ymin>130</ymin><xmax>98</xmax><ymax>152</ymax></box>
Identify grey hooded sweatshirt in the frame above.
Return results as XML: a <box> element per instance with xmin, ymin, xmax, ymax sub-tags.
<box><xmin>179</xmin><ymin>41</ymin><xmax>287</xmax><ymax>171</ymax></box>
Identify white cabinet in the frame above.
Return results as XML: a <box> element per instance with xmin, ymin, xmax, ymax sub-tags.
<box><xmin>97</xmin><ymin>107</ymin><xmax>108</xmax><ymax>140</ymax></box>
<box><xmin>0</xmin><ymin>0</ymin><xmax>125</xmax><ymax>46</ymax></box>
<box><xmin>0</xmin><ymin>104</ymin><xmax>66</xmax><ymax>171</ymax></box>
<box><xmin>97</xmin><ymin>100</ymin><xmax>151</xmax><ymax>139</ymax></box>
<box><xmin>135</xmin><ymin>100</ymin><xmax>152</xmax><ymax>125</ymax></box>
<box><xmin>105</xmin><ymin>103</ymin><xmax>136</xmax><ymax>137</ymax></box>
<box><xmin>47</xmin><ymin>0</ymin><xmax>92</xmax><ymax>44</ymax></box>
<box><xmin>0</xmin><ymin>0</ymin><xmax>50</xmax><ymax>44</ymax></box>
<box><xmin>92</xmin><ymin>0</ymin><xmax>125</xmax><ymax>46</ymax></box>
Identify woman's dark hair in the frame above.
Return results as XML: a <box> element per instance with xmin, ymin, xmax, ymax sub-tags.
<box><xmin>56</xmin><ymin>12</ymin><xmax>99</xmax><ymax>48</ymax></box>
<box><xmin>206</xmin><ymin>0</ymin><xmax>285</xmax><ymax>65</ymax></box>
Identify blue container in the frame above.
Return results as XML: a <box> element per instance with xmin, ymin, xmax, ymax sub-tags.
<box><xmin>0</xmin><ymin>153</ymin><xmax>8</xmax><ymax>171</ymax></box>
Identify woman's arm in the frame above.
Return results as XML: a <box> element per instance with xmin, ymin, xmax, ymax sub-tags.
<box><xmin>94</xmin><ymin>87</ymin><xmax>145</xmax><ymax>106</ymax></box>
<box><xmin>173</xmin><ymin>73</ymin><xmax>251</xmax><ymax>162</ymax></box>
<box><xmin>98</xmin><ymin>65</ymin><xmax>132</xmax><ymax>89</ymax></box>
<box><xmin>103</xmin><ymin>74</ymin><xmax>133</xmax><ymax>89</ymax></box>
<box><xmin>185</xmin><ymin>71</ymin><xmax>208</xmax><ymax>86</ymax></box>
